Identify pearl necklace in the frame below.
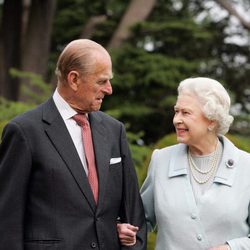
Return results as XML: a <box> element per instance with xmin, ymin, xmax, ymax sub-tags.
<box><xmin>188</xmin><ymin>142</ymin><xmax>220</xmax><ymax>184</ymax></box>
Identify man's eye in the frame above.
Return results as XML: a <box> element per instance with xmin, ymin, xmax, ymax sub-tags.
<box><xmin>98</xmin><ymin>80</ymin><xmax>107</xmax><ymax>85</ymax></box>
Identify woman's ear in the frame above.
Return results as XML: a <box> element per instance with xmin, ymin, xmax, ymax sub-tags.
<box><xmin>208</xmin><ymin>120</ymin><xmax>217</xmax><ymax>132</ymax></box>
<box><xmin>67</xmin><ymin>71</ymin><xmax>80</xmax><ymax>91</ymax></box>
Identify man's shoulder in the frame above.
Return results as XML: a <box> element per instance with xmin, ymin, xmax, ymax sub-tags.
<box><xmin>92</xmin><ymin>111</ymin><xmax>122</xmax><ymax>126</ymax></box>
<box><xmin>10</xmin><ymin>98</ymin><xmax>52</xmax><ymax>125</ymax></box>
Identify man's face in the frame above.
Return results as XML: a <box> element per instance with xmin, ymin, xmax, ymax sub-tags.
<box><xmin>70</xmin><ymin>55</ymin><xmax>113</xmax><ymax>113</ymax></box>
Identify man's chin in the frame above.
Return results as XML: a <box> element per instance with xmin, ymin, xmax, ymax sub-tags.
<box><xmin>91</xmin><ymin>105</ymin><xmax>102</xmax><ymax>112</ymax></box>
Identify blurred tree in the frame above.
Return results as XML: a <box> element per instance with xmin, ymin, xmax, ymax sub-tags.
<box><xmin>0</xmin><ymin>0</ymin><xmax>22</xmax><ymax>100</ymax></box>
<box><xmin>20</xmin><ymin>0</ymin><xmax>57</xmax><ymax>100</ymax></box>
<box><xmin>0</xmin><ymin>0</ymin><xmax>57</xmax><ymax>101</ymax></box>
<box><xmin>107</xmin><ymin>0</ymin><xmax>157</xmax><ymax>49</ymax></box>
<box><xmin>104</xmin><ymin>0</ymin><xmax>246</xmax><ymax>143</ymax></box>
<box><xmin>215</xmin><ymin>0</ymin><xmax>250</xmax><ymax>30</ymax></box>
<box><xmin>0</xmin><ymin>0</ymin><xmax>249</xmax><ymax>143</ymax></box>
<box><xmin>196</xmin><ymin>0</ymin><xmax>250</xmax><ymax>133</ymax></box>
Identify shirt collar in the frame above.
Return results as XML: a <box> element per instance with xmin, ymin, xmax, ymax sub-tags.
<box><xmin>53</xmin><ymin>88</ymin><xmax>77</xmax><ymax>121</ymax></box>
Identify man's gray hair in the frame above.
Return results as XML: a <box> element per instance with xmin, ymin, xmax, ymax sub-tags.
<box><xmin>55</xmin><ymin>39</ymin><xmax>110</xmax><ymax>84</ymax></box>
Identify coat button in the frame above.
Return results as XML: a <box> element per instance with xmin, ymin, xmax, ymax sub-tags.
<box><xmin>197</xmin><ymin>234</ymin><xmax>202</xmax><ymax>241</ymax></box>
<box><xmin>191</xmin><ymin>213</ymin><xmax>197</xmax><ymax>219</ymax></box>
<box><xmin>91</xmin><ymin>242</ymin><xmax>97</xmax><ymax>248</ymax></box>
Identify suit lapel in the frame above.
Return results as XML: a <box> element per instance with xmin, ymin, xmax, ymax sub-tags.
<box><xmin>42</xmin><ymin>98</ymin><xmax>96</xmax><ymax>211</ymax></box>
<box><xmin>89</xmin><ymin>112</ymin><xmax>110</xmax><ymax>209</ymax></box>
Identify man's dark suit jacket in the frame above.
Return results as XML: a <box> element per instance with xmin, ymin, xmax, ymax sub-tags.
<box><xmin>0</xmin><ymin>98</ymin><xmax>147</xmax><ymax>250</ymax></box>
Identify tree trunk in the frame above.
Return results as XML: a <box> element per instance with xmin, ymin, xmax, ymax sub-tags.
<box><xmin>21</xmin><ymin>0</ymin><xmax>57</xmax><ymax>78</ymax></box>
<box><xmin>80</xmin><ymin>15</ymin><xmax>107</xmax><ymax>39</ymax></box>
<box><xmin>215</xmin><ymin>0</ymin><xmax>250</xmax><ymax>30</ymax></box>
<box><xmin>19</xmin><ymin>0</ymin><xmax>57</xmax><ymax>101</ymax></box>
<box><xmin>0</xmin><ymin>0</ymin><xmax>22</xmax><ymax>100</ymax></box>
<box><xmin>107</xmin><ymin>0</ymin><xmax>157</xmax><ymax>49</ymax></box>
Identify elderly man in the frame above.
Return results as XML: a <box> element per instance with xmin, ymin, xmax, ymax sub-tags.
<box><xmin>0</xmin><ymin>39</ymin><xmax>146</xmax><ymax>250</ymax></box>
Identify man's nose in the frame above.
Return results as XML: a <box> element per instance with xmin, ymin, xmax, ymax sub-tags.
<box><xmin>103</xmin><ymin>81</ymin><xmax>112</xmax><ymax>95</ymax></box>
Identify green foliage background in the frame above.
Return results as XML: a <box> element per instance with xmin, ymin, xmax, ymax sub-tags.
<box><xmin>1</xmin><ymin>1</ymin><xmax>250</xmax><ymax>249</ymax></box>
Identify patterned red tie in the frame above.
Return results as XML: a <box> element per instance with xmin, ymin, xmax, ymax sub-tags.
<box><xmin>73</xmin><ymin>114</ymin><xmax>99</xmax><ymax>203</ymax></box>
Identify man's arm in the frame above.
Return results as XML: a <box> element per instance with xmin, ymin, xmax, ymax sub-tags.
<box><xmin>0</xmin><ymin>122</ymin><xmax>32</xmax><ymax>249</ymax></box>
<box><xmin>119</xmin><ymin>124</ymin><xmax>147</xmax><ymax>250</ymax></box>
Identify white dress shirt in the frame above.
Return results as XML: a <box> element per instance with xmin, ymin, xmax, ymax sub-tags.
<box><xmin>53</xmin><ymin>89</ymin><xmax>88</xmax><ymax>174</ymax></box>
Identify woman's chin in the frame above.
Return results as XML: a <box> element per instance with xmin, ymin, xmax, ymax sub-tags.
<box><xmin>176</xmin><ymin>136</ymin><xmax>186</xmax><ymax>144</ymax></box>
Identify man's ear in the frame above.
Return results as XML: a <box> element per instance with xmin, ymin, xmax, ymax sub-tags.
<box><xmin>67</xmin><ymin>71</ymin><xmax>79</xmax><ymax>91</ymax></box>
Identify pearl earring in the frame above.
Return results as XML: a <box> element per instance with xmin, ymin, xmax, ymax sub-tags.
<box><xmin>208</xmin><ymin>127</ymin><xmax>213</xmax><ymax>132</ymax></box>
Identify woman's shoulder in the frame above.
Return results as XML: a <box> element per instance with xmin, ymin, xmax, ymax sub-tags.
<box><xmin>154</xmin><ymin>143</ymin><xmax>185</xmax><ymax>152</ymax></box>
<box><xmin>222</xmin><ymin>135</ymin><xmax>250</xmax><ymax>159</ymax></box>
<box><xmin>238</xmin><ymin>148</ymin><xmax>250</xmax><ymax>162</ymax></box>
<box><xmin>152</xmin><ymin>143</ymin><xmax>186</xmax><ymax>159</ymax></box>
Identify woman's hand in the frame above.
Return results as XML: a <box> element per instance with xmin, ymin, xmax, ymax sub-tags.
<box><xmin>117</xmin><ymin>223</ymin><xmax>139</xmax><ymax>246</ymax></box>
<box><xmin>209</xmin><ymin>244</ymin><xmax>230</xmax><ymax>250</ymax></box>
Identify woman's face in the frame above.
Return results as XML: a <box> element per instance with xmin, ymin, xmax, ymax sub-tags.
<box><xmin>173</xmin><ymin>94</ymin><xmax>212</xmax><ymax>147</ymax></box>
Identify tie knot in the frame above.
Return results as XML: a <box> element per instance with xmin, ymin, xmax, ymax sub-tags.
<box><xmin>73</xmin><ymin>114</ymin><xmax>89</xmax><ymax>127</ymax></box>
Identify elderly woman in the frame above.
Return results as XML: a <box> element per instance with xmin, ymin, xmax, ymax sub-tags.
<box><xmin>118</xmin><ymin>77</ymin><xmax>250</xmax><ymax>250</ymax></box>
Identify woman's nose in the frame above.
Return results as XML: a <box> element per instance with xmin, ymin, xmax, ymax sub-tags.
<box><xmin>173</xmin><ymin>114</ymin><xmax>183</xmax><ymax>125</ymax></box>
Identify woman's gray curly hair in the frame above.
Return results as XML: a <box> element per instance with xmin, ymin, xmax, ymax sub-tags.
<box><xmin>177</xmin><ymin>77</ymin><xmax>234</xmax><ymax>135</ymax></box>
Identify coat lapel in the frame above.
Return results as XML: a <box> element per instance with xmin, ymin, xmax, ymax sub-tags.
<box><xmin>168</xmin><ymin>144</ymin><xmax>189</xmax><ymax>178</ymax></box>
<box><xmin>42</xmin><ymin>98</ymin><xmax>96</xmax><ymax>211</ymax></box>
<box><xmin>214</xmin><ymin>136</ymin><xmax>239</xmax><ymax>187</ymax></box>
